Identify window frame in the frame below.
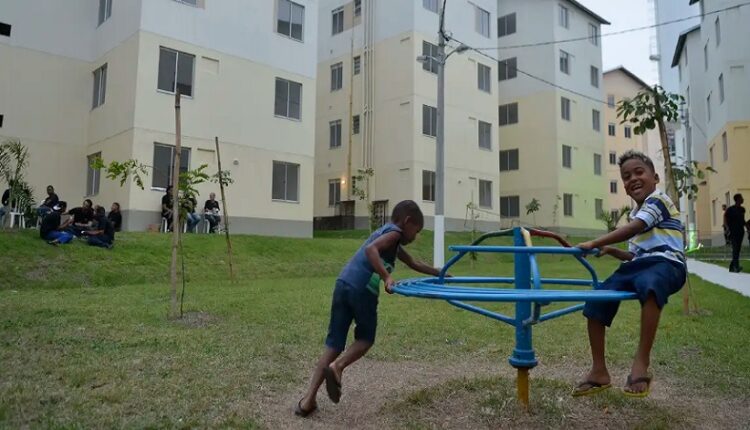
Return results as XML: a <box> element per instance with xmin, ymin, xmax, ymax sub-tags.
<box><xmin>353</xmin><ymin>55</ymin><xmax>361</xmax><ymax>75</ymax></box>
<box><xmin>609</xmin><ymin>180</ymin><xmax>618</xmax><ymax>194</ymax></box>
<box><xmin>329</xmin><ymin>119</ymin><xmax>342</xmax><ymax>149</ymax></box>
<box><xmin>422</xmin><ymin>104</ymin><xmax>438</xmax><ymax>137</ymax></box>
<box><xmin>478</xmin><ymin>120</ymin><xmax>492</xmax><ymax>150</ymax></box>
<box><xmin>151</xmin><ymin>143</ymin><xmax>191</xmax><ymax>190</ymax></box>
<box><xmin>563</xmin><ymin>193</ymin><xmax>573</xmax><ymax>217</ymax></box>
<box><xmin>558</xmin><ymin>4</ymin><xmax>569</xmax><ymax>28</ymax></box>
<box><xmin>422</xmin><ymin>41</ymin><xmax>439</xmax><ymax>74</ymax></box>
<box><xmin>157</xmin><ymin>47</ymin><xmax>196</xmax><ymax>97</ymax></box>
<box><xmin>274</xmin><ymin>77</ymin><xmax>303</xmax><ymax>120</ymax></box>
<box><xmin>479</xmin><ymin>179</ymin><xmax>493</xmax><ymax>209</ymax></box>
<box><xmin>499</xmin><ymin>149</ymin><xmax>519</xmax><ymax>171</ymax></box>
<box><xmin>328</xmin><ymin>178</ymin><xmax>342</xmax><ymax>207</ymax></box>
<box><xmin>98</xmin><ymin>0</ymin><xmax>113</xmax><ymax>27</ymax></box>
<box><xmin>608</xmin><ymin>123</ymin><xmax>616</xmax><ymax>136</ymax></box>
<box><xmin>607</xmin><ymin>94</ymin><xmax>615</xmax><ymax>108</ymax></box>
<box><xmin>476</xmin><ymin>6</ymin><xmax>491</xmax><ymax>38</ymax></box>
<box><xmin>422</xmin><ymin>170</ymin><xmax>436</xmax><ymax>202</ymax></box>
<box><xmin>561</xmin><ymin>97</ymin><xmax>571</xmax><ymax>121</ymax></box>
<box><xmin>478</xmin><ymin>63</ymin><xmax>491</xmax><ymax>93</ymax></box>
<box><xmin>559</xmin><ymin>50</ymin><xmax>570</xmax><ymax>75</ymax></box>
<box><xmin>276</xmin><ymin>0</ymin><xmax>305</xmax><ymax>42</ymax></box>
<box><xmin>718</xmin><ymin>73</ymin><xmax>724</xmax><ymax>104</ymax></box>
<box><xmin>588</xmin><ymin>23</ymin><xmax>599</xmax><ymax>46</ymax></box>
<box><xmin>86</xmin><ymin>152</ymin><xmax>102</xmax><ymax>196</ymax></box>
<box><xmin>592</xmin><ymin>109</ymin><xmax>600</xmax><ymax>131</ymax></box>
<box><xmin>609</xmin><ymin>152</ymin><xmax>617</xmax><ymax>165</ymax></box>
<box><xmin>331</xmin><ymin>7</ymin><xmax>344</xmax><ymax>35</ymax></box>
<box><xmin>498</xmin><ymin>103</ymin><xmax>519</xmax><ymax>126</ymax></box>
<box><xmin>272</xmin><ymin>161</ymin><xmax>300</xmax><ymax>203</ymax></box>
<box><xmin>624</xmin><ymin>126</ymin><xmax>632</xmax><ymax>138</ymax></box>
<box><xmin>497</xmin><ymin>13</ymin><xmax>516</xmax><ymax>37</ymax></box>
<box><xmin>500</xmin><ymin>195</ymin><xmax>520</xmax><ymax>217</ymax></box>
<box><xmin>330</xmin><ymin>62</ymin><xmax>343</xmax><ymax>91</ymax></box>
<box><xmin>722</xmin><ymin>132</ymin><xmax>728</xmax><ymax>162</ymax></box>
<box><xmin>92</xmin><ymin>63</ymin><xmax>107</xmax><ymax>109</ymax></box>
<box><xmin>593</xmin><ymin>153</ymin><xmax>602</xmax><ymax>175</ymax></box>
<box><xmin>423</xmin><ymin>0</ymin><xmax>438</xmax><ymax>13</ymax></box>
<box><xmin>352</xmin><ymin>115</ymin><xmax>360</xmax><ymax>135</ymax></box>
<box><xmin>562</xmin><ymin>145</ymin><xmax>572</xmax><ymax>169</ymax></box>
<box><xmin>498</xmin><ymin>57</ymin><xmax>517</xmax><ymax>81</ymax></box>
<box><xmin>590</xmin><ymin>65</ymin><xmax>599</xmax><ymax>88</ymax></box>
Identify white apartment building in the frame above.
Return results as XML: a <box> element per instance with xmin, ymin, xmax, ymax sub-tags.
<box><xmin>673</xmin><ymin>0</ymin><xmax>750</xmax><ymax>244</ymax></box>
<box><xmin>0</xmin><ymin>0</ymin><xmax>318</xmax><ymax>236</ymax></box>
<box><xmin>314</xmin><ymin>0</ymin><xmax>609</xmax><ymax>234</ymax></box>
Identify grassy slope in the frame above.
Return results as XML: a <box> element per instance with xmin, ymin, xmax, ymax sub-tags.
<box><xmin>1</xmin><ymin>230</ymin><xmax>749</xmax><ymax>428</ymax></box>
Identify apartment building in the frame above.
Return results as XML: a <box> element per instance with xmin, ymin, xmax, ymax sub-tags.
<box><xmin>314</xmin><ymin>0</ymin><xmax>501</xmax><ymax>231</ymax></box>
<box><xmin>672</xmin><ymin>0</ymin><xmax>750</xmax><ymax>245</ymax></box>
<box><xmin>0</xmin><ymin>0</ymin><xmax>318</xmax><ymax>236</ymax></box>
<box><xmin>495</xmin><ymin>0</ymin><xmax>608</xmax><ymax>234</ymax></box>
<box><xmin>602</xmin><ymin>67</ymin><xmax>663</xmax><ymax>225</ymax></box>
<box><xmin>314</xmin><ymin>0</ymin><xmax>609</xmax><ymax>234</ymax></box>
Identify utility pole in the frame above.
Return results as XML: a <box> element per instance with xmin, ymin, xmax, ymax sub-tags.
<box><xmin>434</xmin><ymin>1</ymin><xmax>447</xmax><ymax>267</ymax></box>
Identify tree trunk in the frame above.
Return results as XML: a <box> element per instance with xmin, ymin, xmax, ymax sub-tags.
<box><xmin>170</xmin><ymin>90</ymin><xmax>182</xmax><ymax>319</ymax></box>
<box><xmin>215</xmin><ymin>136</ymin><xmax>235</xmax><ymax>282</ymax></box>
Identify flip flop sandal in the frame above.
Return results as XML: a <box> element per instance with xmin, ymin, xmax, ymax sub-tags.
<box><xmin>571</xmin><ymin>380</ymin><xmax>612</xmax><ymax>397</ymax></box>
<box><xmin>623</xmin><ymin>374</ymin><xmax>653</xmax><ymax>398</ymax></box>
<box><xmin>323</xmin><ymin>366</ymin><xmax>342</xmax><ymax>404</ymax></box>
<box><xmin>294</xmin><ymin>398</ymin><xmax>318</xmax><ymax>418</ymax></box>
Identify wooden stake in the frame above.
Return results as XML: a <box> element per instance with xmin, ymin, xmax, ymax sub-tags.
<box><xmin>170</xmin><ymin>89</ymin><xmax>182</xmax><ymax>319</ymax></box>
<box><xmin>215</xmin><ymin>136</ymin><xmax>235</xmax><ymax>281</ymax></box>
<box><xmin>517</xmin><ymin>368</ymin><xmax>529</xmax><ymax>411</ymax></box>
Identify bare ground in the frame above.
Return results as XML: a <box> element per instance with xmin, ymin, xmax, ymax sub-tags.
<box><xmin>252</xmin><ymin>357</ymin><xmax>750</xmax><ymax>430</ymax></box>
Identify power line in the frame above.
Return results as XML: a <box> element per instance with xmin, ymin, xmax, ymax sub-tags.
<box><xmin>471</xmin><ymin>1</ymin><xmax>750</xmax><ymax>51</ymax></box>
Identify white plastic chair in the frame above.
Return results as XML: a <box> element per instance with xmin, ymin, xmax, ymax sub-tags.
<box><xmin>9</xmin><ymin>208</ymin><xmax>25</xmax><ymax>229</ymax></box>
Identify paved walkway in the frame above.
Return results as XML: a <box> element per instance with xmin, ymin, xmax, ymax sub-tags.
<box><xmin>687</xmin><ymin>259</ymin><xmax>750</xmax><ymax>298</ymax></box>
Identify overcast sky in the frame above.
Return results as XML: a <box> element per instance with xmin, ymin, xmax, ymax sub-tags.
<box><xmin>578</xmin><ymin>0</ymin><xmax>659</xmax><ymax>85</ymax></box>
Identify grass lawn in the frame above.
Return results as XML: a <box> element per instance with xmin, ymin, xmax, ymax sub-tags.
<box><xmin>1</xmin><ymin>229</ymin><xmax>749</xmax><ymax>429</ymax></box>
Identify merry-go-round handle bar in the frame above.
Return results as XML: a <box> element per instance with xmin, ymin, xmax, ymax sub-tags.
<box><xmin>447</xmin><ymin>245</ymin><xmax>599</xmax><ymax>255</ymax></box>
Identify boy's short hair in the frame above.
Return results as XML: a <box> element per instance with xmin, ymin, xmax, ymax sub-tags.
<box><xmin>113</xmin><ymin>202</ymin><xmax>120</xmax><ymax>210</ymax></box>
<box><xmin>618</xmin><ymin>150</ymin><xmax>655</xmax><ymax>172</ymax></box>
<box><xmin>96</xmin><ymin>206</ymin><xmax>106</xmax><ymax>216</ymax></box>
<box><xmin>391</xmin><ymin>200</ymin><xmax>424</xmax><ymax>226</ymax></box>
<box><xmin>734</xmin><ymin>193</ymin><xmax>743</xmax><ymax>203</ymax></box>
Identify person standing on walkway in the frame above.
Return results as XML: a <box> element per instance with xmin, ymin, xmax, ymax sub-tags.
<box><xmin>725</xmin><ymin>193</ymin><xmax>746</xmax><ymax>273</ymax></box>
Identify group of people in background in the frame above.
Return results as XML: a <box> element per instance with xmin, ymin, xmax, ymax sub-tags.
<box><xmin>160</xmin><ymin>186</ymin><xmax>222</xmax><ymax>234</ymax></box>
<box><xmin>723</xmin><ymin>193</ymin><xmax>750</xmax><ymax>273</ymax></box>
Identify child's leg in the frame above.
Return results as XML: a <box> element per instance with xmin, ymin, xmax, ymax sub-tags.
<box><xmin>300</xmin><ymin>347</ymin><xmax>341</xmax><ymax>411</ymax></box>
<box><xmin>627</xmin><ymin>292</ymin><xmax>661</xmax><ymax>393</ymax></box>
<box><xmin>329</xmin><ymin>339</ymin><xmax>372</xmax><ymax>382</ymax></box>
<box><xmin>585</xmin><ymin>317</ymin><xmax>610</xmax><ymax>384</ymax></box>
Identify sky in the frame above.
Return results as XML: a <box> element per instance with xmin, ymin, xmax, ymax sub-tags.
<box><xmin>578</xmin><ymin>0</ymin><xmax>659</xmax><ymax>85</ymax></box>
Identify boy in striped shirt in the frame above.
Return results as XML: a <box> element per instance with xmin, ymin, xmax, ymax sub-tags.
<box><xmin>573</xmin><ymin>150</ymin><xmax>686</xmax><ymax>398</ymax></box>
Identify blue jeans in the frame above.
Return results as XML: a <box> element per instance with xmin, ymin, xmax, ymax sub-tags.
<box><xmin>45</xmin><ymin>230</ymin><xmax>74</xmax><ymax>244</ymax></box>
<box><xmin>186</xmin><ymin>213</ymin><xmax>201</xmax><ymax>232</ymax></box>
<box><xmin>87</xmin><ymin>235</ymin><xmax>113</xmax><ymax>248</ymax></box>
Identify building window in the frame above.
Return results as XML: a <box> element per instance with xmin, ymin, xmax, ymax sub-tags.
<box><xmin>718</xmin><ymin>74</ymin><xmax>724</xmax><ymax>104</ymax></box>
<box><xmin>353</xmin><ymin>56</ymin><xmax>361</xmax><ymax>75</ymax></box>
<box><xmin>497</xmin><ymin>13</ymin><xmax>516</xmax><ymax>37</ymax></box>
<box><xmin>704</xmin><ymin>42</ymin><xmax>709</xmax><ymax>71</ymax></box>
<box><xmin>158</xmin><ymin>47</ymin><xmax>195</xmax><ymax>96</ymax></box>
<box><xmin>423</xmin><ymin>0</ymin><xmax>438</xmax><ymax>13</ymax></box>
<box><xmin>559</xmin><ymin>5</ymin><xmax>569</xmax><ymax>28</ymax></box>
<box><xmin>422</xmin><ymin>170</ymin><xmax>435</xmax><ymax>201</ymax></box>
<box><xmin>715</xmin><ymin>17</ymin><xmax>721</xmax><ymax>46</ymax></box>
<box><xmin>609</xmin><ymin>180</ymin><xmax>618</xmax><ymax>194</ymax></box>
<box><xmin>479</xmin><ymin>180</ymin><xmax>492</xmax><ymax>208</ymax></box>
<box><xmin>709</xmin><ymin>146</ymin><xmax>714</xmax><ymax>167</ymax></box>
<box><xmin>328</xmin><ymin>179</ymin><xmax>341</xmax><ymax>206</ymax></box>
<box><xmin>592</xmin><ymin>109</ymin><xmax>600</xmax><ymax>131</ymax></box>
<box><xmin>706</xmin><ymin>94</ymin><xmax>711</xmax><ymax>122</ymax></box>
<box><xmin>588</xmin><ymin>23</ymin><xmax>599</xmax><ymax>46</ymax></box>
<box><xmin>498</xmin><ymin>103</ymin><xmax>518</xmax><ymax>126</ymax></box>
<box><xmin>563</xmin><ymin>193</ymin><xmax>573</xmax><ymax>216</ymax></box>
<box><xmin>608</xmin><ymin>123</ymin><xmax>616</xmax><ymax>136</ymax></box>
<box><xmin>422</xmin><ymin>41</ymin><xmax>439</xmax><ymax>74</ymax></box>
<box><xmin>330</xmin><ymin>62</ymin><xmax>343</xmax><ymax>91</ymax></box>
<box><xmin>607</xmin><ymin>94</ymin><xmax>615</xmax><ymax>108</ymax></box>
<box><xmin>500</xmin><ymin>196</ymin><xmax>520</xmax><ymax>217</ymax></box>
<box><xmin>354</xmin><ymin>0</ymin><xmax>361</xmax><ymax>17</ymax></box>
<box><xmin>0</xmin><ymin>22</ymin><xmax>11</xmax><ymax>37</ymax></box>
<box><xmin>678</xmin><ymin>64</ymin><xmax>682</xmax><ymax>82</ymax></box>
<box><xmin>590</xmin><ymin>66</ymin><xmax>599</xmax><ymax>88</ymax></box>
<box><xmin>562</xmin><ymin>145</ymin><xmax>572</xmax><ymax>168</ymax></box>
<box><xmin>624</xmin><ymin>126</ymin><xmax>632</xmax><ymax>138</ymax></box>
<box><xmin>725</xmin><ymin>192</ymin><xmax>731</xmax><ymax>207</ymax></box>
<box><xmin>152</xmin><ymin>143</ymin><xmax>190</xmax><ymax>189</ymax></box>
<box><xmin>478</xmin><ymin>120</ymin><xmax>492</xmax><ymax>150</ymax></box>
<box><xmin>175</xmin><ymin>0</ymin><xmax>198</xmax><ymax>5</ymax></box>
<box><xmin>352</xmin><ymin>115</ymin><xmax>360</xmax><ymax>134</ymax></box>
<box><xmin>92</xmin><ymin>64</ymin><xmax>107</xmax><ymax>109</ymax></box>
<box><xmin>274</xmin><ymin>77</ymin><xmax>302</xmax><ymax>120</ymax></box>
<box><xmin>478</xmin><ymin>63</ymin><xmax>491</xmax><ymax>92</ymax></box>
<box><xmin>332</xmin><ymin>7</ymin><xmax>344</xmax><ymax>35</ymax></box>
<box><xmin>277</xmin><ymin>0</ymin><xmax>305</xmax><ymax>42</ymax></box>
<box><xmin>476</xmin><ymin>6</ymin><xmax>491</xmax><ymax>38</ymax></box>
<box><xmin>98</xmin><ymin>0</ymin><xmax>113</xmax><ymax>26</ymax></box>
<box><xmin>86</xmin><ymin>153</ymin><xmax>101</xmax><ymax>196</ymax></box>
<box><xmin>609</xmin><ymin>151</ymin><xmax>616</xmax><ymax>165</ymax></box>
<box><xmin>272</xmin><ymin>161</ymin><xmax>300</xmax><ymax>202</ymax></box>
<box><xmin>561</xmin><ymin>97</ymin><xmax>571</xmax><ymax>121</ymax></box>
<box><xmin>594</xmin><ymin>153</ymin><xmax>602</xmax><ymax>175</ymax></box>
<box><xmin>498</xmin><ymin>57</ymin><xmax>517</xmax><ymax>81</ymax></box>
<box><xmin>559</xmin><ymin>50</ymin><xmax>570</xmax><ymax>74</ymax></box>
<box><xmin>712</xmin><ymin>199</ymin><xmax>717</xmax><ymax>226</ymax></box>
<box><xmin>499</xmin><ymin>149</ymin><xmax>519</xmax><ymax>171</ymax></box>
<box><xmin>722</xmin><ymin>132</ymin><xmax>728</xmax><ymax>161</ymax></box>
<box><xmin>329</xmin><ymin>120</ymin><xmax>342</xmax><ymax>148</ymax></box>
<box><xmin>595</xmin><ymin>198</ymin><xmax>603</xmax><ymax>219</ymax></box>
<box><xmin>0</xmin><ymin>115</ymin><xmax>3</xmax><ymax>127</ymax></box>
<box><xmin>423</xmin><ymin>105</ymin><xmax>437</xmax><ymax>137</ymax></box>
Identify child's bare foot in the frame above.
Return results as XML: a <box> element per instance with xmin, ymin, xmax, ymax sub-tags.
<box><xmin>323</xmin><ymin>366</ymin><xmax>342</xmax><ymax>403</ymax></box>
<box><xmin>572</xmin><ymin>369</ymin><xmax>611</xmax><ymax>397</ymax></box>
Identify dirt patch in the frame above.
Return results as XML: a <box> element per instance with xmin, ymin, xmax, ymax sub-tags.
<box><xmin>173</xmin><ymin>311</ymin><xmax>220</xmax><ymax>329</ymax></box>
<box><xmin>253</xmin><ymin>358</ymin><xmax>750</xmax><ymax>430</ymax></box>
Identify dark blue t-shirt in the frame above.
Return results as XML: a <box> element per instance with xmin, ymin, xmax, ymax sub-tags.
<box><xmin>337</xmin><ymin>223</ymin><xmax>402</xmax><ymax>292</ymax></box>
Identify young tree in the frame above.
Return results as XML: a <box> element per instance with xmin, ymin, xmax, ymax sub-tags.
<box><xmin>525</xmin><ymin>198</ymin><xmax>541</xmax><ymax>227</ymax></box>
<box><xmin>0</xmin><ymin>139</ymin><xmax>35</xmax><ymax>223</ymax></box>
<box><xmin>351</xmin><ymin>168</ymin><xmax>375</xmax><ymax>233</ymax></box>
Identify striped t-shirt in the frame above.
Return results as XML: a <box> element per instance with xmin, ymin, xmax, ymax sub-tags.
<box><xmin>628</xmin><ymin>189</ymin><xmax>685</xmax><ymax>264</ymax></box>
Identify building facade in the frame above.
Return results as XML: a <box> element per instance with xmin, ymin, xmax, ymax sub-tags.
<box><xmin>0</xmin><ymin>0</ymin><xmax>318</xmax><ymax>236</ymax></box>
<box><xmin>314</xmin><ymin>0</ymin><xmax>609</xmax><ymax>234</ymax></box>
<box><xmin>672</xmin><ymin>0</ymin><xmax>750</xmax><ymax>245</ymax></box>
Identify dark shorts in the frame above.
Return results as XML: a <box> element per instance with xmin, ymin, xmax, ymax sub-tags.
<box><xmin>583</xmin><ymin>257</ymin><xmax>686</xmax><ymax>327</ymax></box>
<box><xmin>325</xmin><ymin>280</ymin><xmax>378</xmax><ymax>351</ymax></box>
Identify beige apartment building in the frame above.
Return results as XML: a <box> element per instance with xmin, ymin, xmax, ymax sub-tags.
<box><xmin>0</xmin><ymin>0</ymin><xmax>318</xmax><ymax>236</ymax></box>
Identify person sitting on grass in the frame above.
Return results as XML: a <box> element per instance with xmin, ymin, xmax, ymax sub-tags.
<box><xmin>67</xmin><ymin>199</ymin><xmax>95</xmax><ymax>236</ymax></box>
<box><xmin>40</xmin><ymin>202</ymin><xmax>74</xmax><ymax>245</ymax></box>
<box><xmin>83</xmin><ymin>206</ymin><xmax>115</xmax><ymax>249</ymax></box>
<box><xmin>573</xmin><ymin>150</ymin><xmax>686</xmax><ymax>399</ymax></box>
<box><xmin>37</xmin><ymin>185</ymin><xmax>59</xmax><ymax>218</ymax></box>
<box><xmin>295</xmin><ymin>200</ymin><xmax>443</xmax><ymax>418</ymax></box>
<box><xmin>108</xmin><ymin>202</ymin><xmax>122</xmax><ymax>232</ymax></box>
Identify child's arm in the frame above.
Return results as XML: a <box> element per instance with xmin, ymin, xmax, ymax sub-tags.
<box><xmin>364</xmin><ymin>231</ymin><xmax>402</xmax><ymax>293</ymax></box>
<box><xmin>397</xmin><ymin>247</ymin><xmax>441</xmax><ymax>278</ymax></box>
<box><xmin>598</xmin><ymin>246</ymin><xmax>634</xmax><ymax>262</ymax></box>
<box><xmin>577</xmin><ymin>218</ymin><xmax>646</xmax><ymax>257</ymax></box>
